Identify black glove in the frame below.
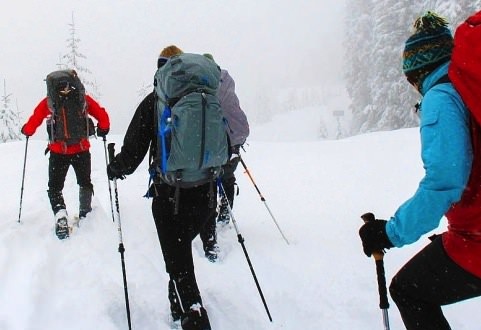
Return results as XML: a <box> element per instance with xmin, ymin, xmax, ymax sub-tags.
<box><xmin>96</xmin><ymin>126</ymin><xmax>109</xmax><ymax>137</ymax></box>
<box><xmin>107</xmin><ymin>162</ymin><xmax>125</xmax><ymax>181</ymax></box>
<box><xmin>230</xmin><ymin>144</ymin><xmax>242</xmax><ymax>155</ymax></box>
<box><xmin>21</xmin><ymin>124</ymin><xmax>31</xmax><ymax>137</ymax></box>
<box><xmin>359</xmin><ymin>217</ymin><xmax>393</xmax><ymax>257</ymax></box>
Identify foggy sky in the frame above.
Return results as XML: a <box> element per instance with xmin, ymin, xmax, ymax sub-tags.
<box><xmin>1</xmin><ymin>0</ymin><xmax>345</xmax><ymax>134</ymax></box>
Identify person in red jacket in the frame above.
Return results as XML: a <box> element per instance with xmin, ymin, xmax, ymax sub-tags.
<box><xmin>21</xmin><ymin>70</ymin><xmax>110</xmax><ymax>239</ymax></box>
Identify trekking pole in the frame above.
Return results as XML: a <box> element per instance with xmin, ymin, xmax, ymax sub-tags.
<box><xmin>238</xmin><ymin>154</ymin><xmax>289</xmax><ymax>245</ymax></box>
<box><xmin>102</xmin><ymin>136</ymin><xmax>115</xmax><ymax>223</ymax></box>
<box><xmin>361</xmin><ymin>213</ymin><xmax>390</xmax><ymax>330</ymax></box>
<box><xmin>108</xmin><ymin>143</ymin><xmax>132</xmax><ymax>330</ymax></box>
<box><xmin>17</xmin><ymin>136</ymin><xmax>29</xmax><ymax>223</ymax></box>
<box><xmin>218</xmin><ymin>180</ymin><xmax>273</xmax><ymax>322</ymax></box>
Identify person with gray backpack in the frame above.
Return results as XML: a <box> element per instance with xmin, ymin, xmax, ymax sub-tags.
<box><xmin>199</xmin><ymin>54</ymin><xmax>250</xmax><ymax>262</ymax></box>
<box><xmin>107</xmin><ymin>45</ymin><xmax>227</xmax><ymax>330</ymax></box>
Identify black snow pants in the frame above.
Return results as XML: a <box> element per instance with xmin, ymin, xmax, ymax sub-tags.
<box><xmin>199</xmin><ymin>156</ymin><xmax>240</xmax><ymax>245</ymax></box>
<box><xmin>47</xmin><ymin>151</ymin><xmax>93</xmax><ymax>214</ymax></box>
<box><xmin>389</xmin><ymin>236</ymin><xmax>481</xmax><ymax>330</ymax></box>
<box><xmin>151</xmin><ymin>181</ymin><xmax>216</xmax><ymax>318</ymax></box>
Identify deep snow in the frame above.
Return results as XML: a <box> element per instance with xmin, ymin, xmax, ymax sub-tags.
<box><xmin>1</xmin><ymin>108</ymin><xmax>481</xmax><ymax>329</ymax></box>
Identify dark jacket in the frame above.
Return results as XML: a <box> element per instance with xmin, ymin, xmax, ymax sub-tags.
<box><xmin>110</xmin><ymin>92</ymin><xmax>157</xmax><ymax>175</ymax></box>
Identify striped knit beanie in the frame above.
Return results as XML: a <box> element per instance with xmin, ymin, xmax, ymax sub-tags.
<box><xmin>403</xmin><ymin>12</ymin><xmax>453</xmax><ymax>84</ymax></box>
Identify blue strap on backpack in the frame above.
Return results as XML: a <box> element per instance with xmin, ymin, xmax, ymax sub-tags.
<box><xmin>159</xmin><ymin>104</ymin><xmax>172</xmax><ymax>175</ymax></box>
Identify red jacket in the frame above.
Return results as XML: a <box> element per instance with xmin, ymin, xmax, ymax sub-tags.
<box><xmin>444</xmin><ymin>120</ymin><xmax>481</xmax><ymax>278</ymax></box>
<box><xmin>23</xmin><ymin>95</ymin><xmax>110</xmax><ymax>155</ymax></box>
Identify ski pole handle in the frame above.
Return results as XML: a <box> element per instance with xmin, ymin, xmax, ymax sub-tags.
<box><xmin>360</xmin><ymin>213</ymin><xmax>390</xmax><ymax>308</ymax></box>
<box><xmin>375</xmin><ymin>257</ymin><xmax>389</xmax><ymax>309</ymax></box>
<box><xmin>108</xmin><ymin>142</ymin><xmax>115</xmax><ymax>163</ymax></box>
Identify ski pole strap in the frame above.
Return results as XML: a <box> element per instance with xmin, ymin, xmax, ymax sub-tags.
<box><xmin>143</xmin><ymin>168</ymin><xmax>156</xmax><ymax>198</ymax></box>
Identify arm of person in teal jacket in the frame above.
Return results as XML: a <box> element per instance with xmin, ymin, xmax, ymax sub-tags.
<box><xmin>385</xmin><ymin>87</ymin><xmax>473</xmax><ymax>247</ymax></box>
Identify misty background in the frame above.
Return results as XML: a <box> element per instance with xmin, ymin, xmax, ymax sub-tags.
<box><xmin>2</xmin><ymin>1</ymin><xmax>481</xmax><ymax>142</ymax></box>
<box><xmin>1</xmin><ymin>0</ymin><xmax>345</xmax><ymax>137</ymax></box>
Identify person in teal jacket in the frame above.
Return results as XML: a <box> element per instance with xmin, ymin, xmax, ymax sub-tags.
<box><xmin>385</xmin><ymin>59</ymin><xmax>472</xmax><ymax>247</ymax></box>
<box><xmin>359</xmin><ymin>12</ymin><xmax>481</xmax><ymax>329</ymax></box>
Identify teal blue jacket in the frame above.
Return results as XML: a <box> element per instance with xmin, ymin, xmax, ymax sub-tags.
<box><xmin>386</xmin><ymin>62</ymin><xmax>473</xmax><ymax>247</ymax></box>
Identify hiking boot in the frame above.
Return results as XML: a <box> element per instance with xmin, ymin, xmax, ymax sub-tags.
<box><xmin>79</xmin><ymin>185</ymin><xmax>93</xmax><ymax>219</ymax></box>
<box><xmin>54</xmin><ymin>209</ymin><xmax>69</xmax><ymax>240</ymax></box>
<box><xmin>79</xmin><ymin>210</ymin><xmax>91</xmax><ymax>219</ymax></box>
<box><xmin>49</xmin><ymin>191</ymin><xmax>66</xmax><ymax>215</ymax></box>
<box><xmin>181</xmin><ymin>304</ymin><xmax>211</xmax><ymax>330</ymax></box>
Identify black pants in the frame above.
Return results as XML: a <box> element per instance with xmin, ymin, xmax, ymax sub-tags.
<box><xmin>151</xmin><ymin>182</ymin><xmax>216</xmax><ymax>315</ymax></box>
<box><xmin>48</xmin><ymin>151</ymin><xmax>93</xmax><ymax>214</ymax></box>
<box><xmin>220</xmin><ymin>155</ymin><xmax>240</xmax><ymax>207</ymax></box>
<box><xmin>389</xmin><ymin>237</ymin><xmax>481</xmax><ymax>330</ymax></box>
<box><xmin>199</xmin><ymin>156</ymin><xmax>240</xmax><ymax>246</ymax></box>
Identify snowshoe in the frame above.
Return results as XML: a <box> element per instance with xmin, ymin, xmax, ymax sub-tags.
<box><xmin>204</xmin><ymin>246</ymin><xmax>219</xmax><ymax>263</ymax></box>
<box><xmin>216</xmin><ymin>198</ymin><xmax>230</xmax><ymax>225</ymax></box>
<box><xmin>55</xmin><ymin>218</ymin><xmax>69</xmax><ymax>239</ymax></box>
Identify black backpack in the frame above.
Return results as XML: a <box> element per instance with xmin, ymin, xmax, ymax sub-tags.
<box><xmin>45</xmin><ymin>70</ymin><xmax>93</xmax><ymax>145</ymax></box>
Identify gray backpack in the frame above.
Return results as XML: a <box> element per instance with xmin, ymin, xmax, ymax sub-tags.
<box><xmin>154</xmin><ymin>53</ymin><xmax>228</xmax><ymax>187</ymax></box>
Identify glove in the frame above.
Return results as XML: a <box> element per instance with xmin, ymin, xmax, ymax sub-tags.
<box><xmin>21</xmin><ymin>124</ymin><xmax>31</xmax><ymax>137</ymax></box>
<box><xmin>230</xmin><ymin>144</ymin><xmax>242</xmax><ymax>155</ymax></box>
<box><xmin>107</xmin><ymin>162</ymin><xmax>125</xmax><ymax>181</ymax></box>
<box><xmin>358</xmin><ymin>217</ymin><xmax>393</xmax><ymax>257</ymax></box>
<box><xmin>96</xmin><ymin>126</ymin><xmax>109</xmax><ymax>137</ymax></box>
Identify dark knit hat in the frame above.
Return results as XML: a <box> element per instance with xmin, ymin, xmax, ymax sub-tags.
<box><xmin>403</xmin><ymin>12</ymin><xmax>453</xmax><ymax>84</ymax></box>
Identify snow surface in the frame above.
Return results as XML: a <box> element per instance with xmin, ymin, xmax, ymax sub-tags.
<box><xmin>1</xmin><ymin>108</ymin><xmax>481</xmax><ymax>329</ymax></box>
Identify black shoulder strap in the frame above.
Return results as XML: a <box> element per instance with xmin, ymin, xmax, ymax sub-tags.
<box><xmin>433</xmin><ymin>74</ymin><xmax>451</xmax><ymax>86</ymax></box>
<box><xmin>414</xmin><ymin>75</ymin><xmax>452</xmax><ymax>113</ymax></box>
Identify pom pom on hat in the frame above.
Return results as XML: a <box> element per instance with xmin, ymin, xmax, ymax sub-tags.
<box><xmin>203</xmin><ymin>53</ymin><xmax>214</xmax><ymax>61</ymax></box>
<box><xmin>403</xmin><ymin>12</ymin><xmax>453</xmax><ymax>83</ymax></box>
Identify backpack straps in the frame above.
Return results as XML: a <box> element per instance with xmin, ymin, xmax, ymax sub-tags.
<box><xmin>433</xmin><ymin>74</ymin><xmax>450</xmax><ymax>86</ymax></box>
<box><xmin>414</xmin><ymin>74</ymin><xmax>451</xmax><ymax>113</ymax></box>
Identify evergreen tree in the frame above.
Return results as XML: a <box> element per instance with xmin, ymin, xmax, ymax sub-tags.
<box><xmin>345</xmin><ymin>1</ymin><xmax>479</xmax><ymax>135</ymax></box>
<box><xmin>365</xmin><ymin>1</ymin><xmax>418</xmax><ymax>133</ymax></box>
<box><xmin>60</xmin><ymin>12</ymin><xmax>101</xmax><ymax>99</ymax></box>
<box><xmin>0</xmin><ymin>80</ymin><xmax>22</xmax><ymax>143</ymax></box>
<box><xmin>344</xmin><ymin>0</ymin><xmax>376</xmax><ymax>134</ymax></box>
